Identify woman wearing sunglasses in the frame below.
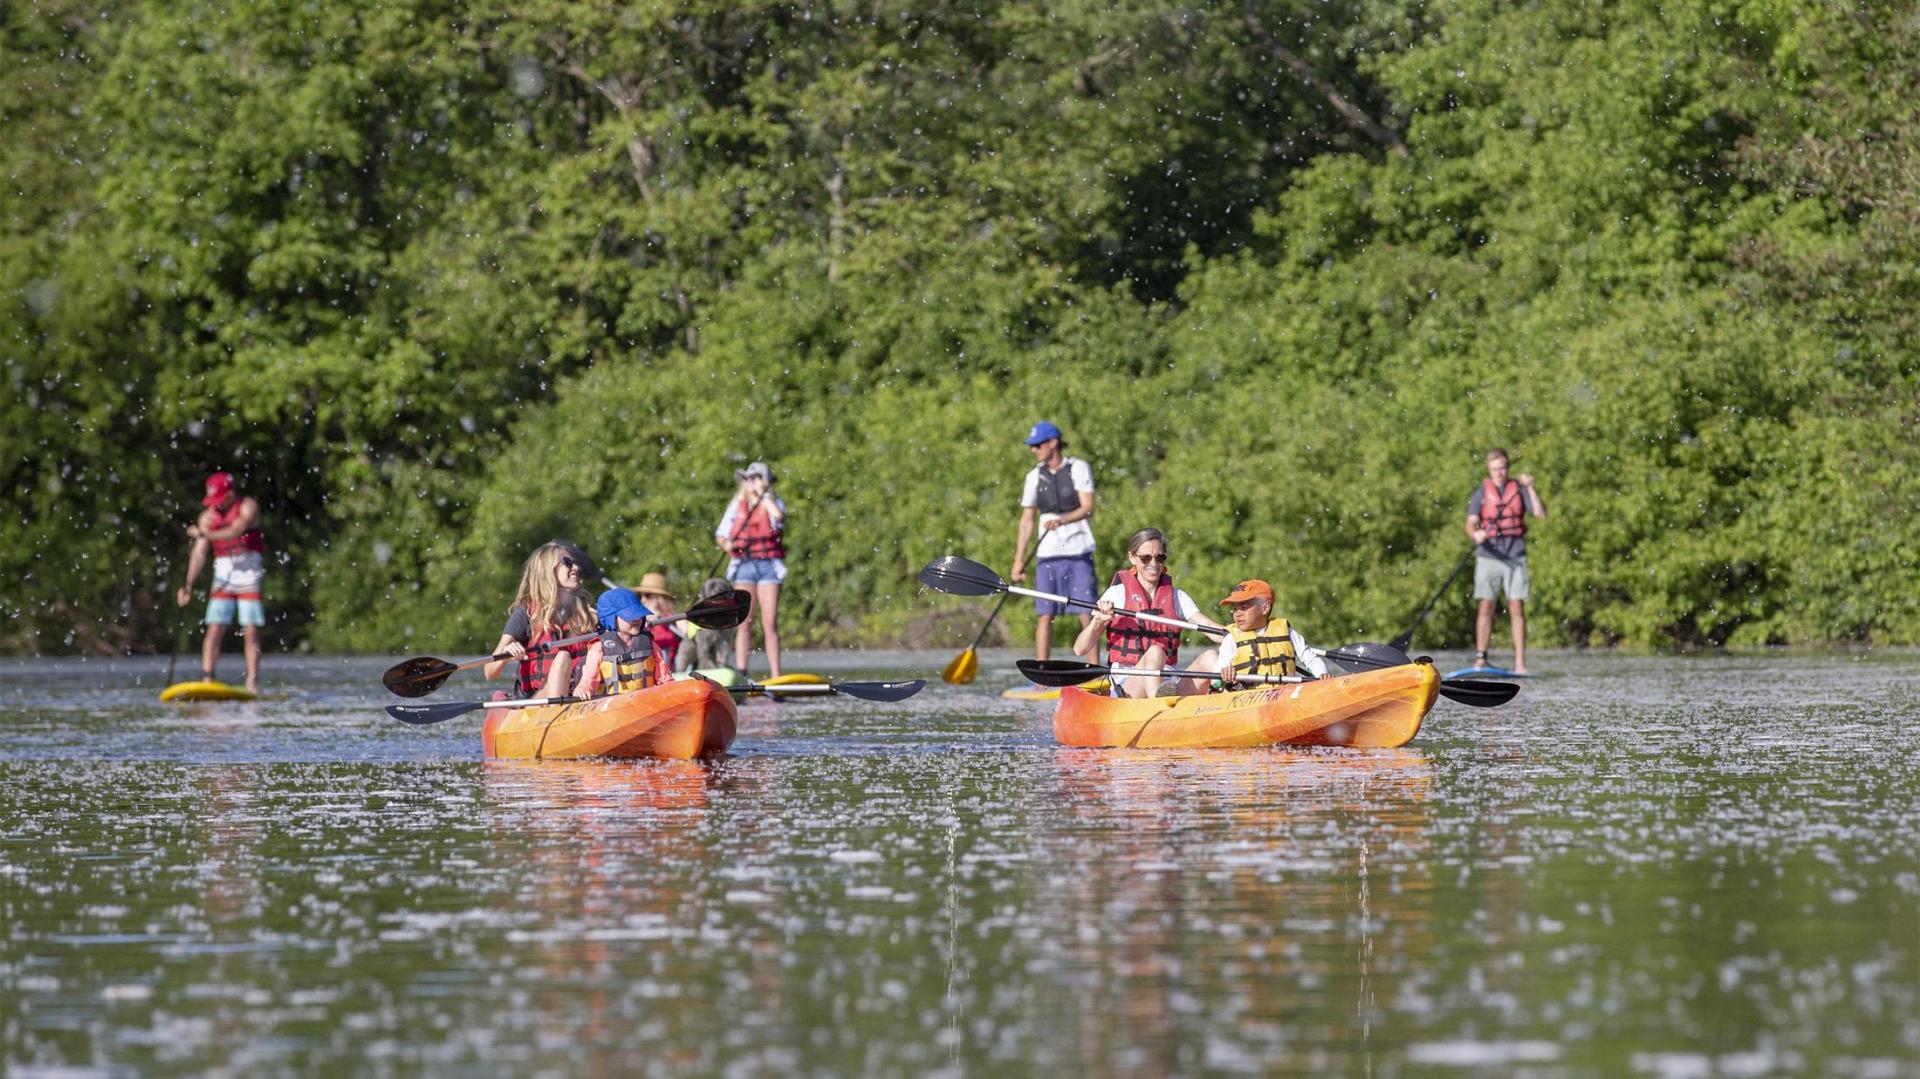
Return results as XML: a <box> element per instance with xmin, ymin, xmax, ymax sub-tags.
<box><xmin>1073</xmin><ymin>527</ymin><xmax>1224</xmax><ymax>698</ymax></box>
<box><xmin>483</xmin><ymin>542</ymin><xmax>604</xmax><ymax>698</ymax></box>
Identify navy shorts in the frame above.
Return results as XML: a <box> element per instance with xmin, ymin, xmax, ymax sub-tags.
<box><xmin>1033</xmin><ymin>554</ymin><xmax>1096</xmax><ymax>616</ymax></box>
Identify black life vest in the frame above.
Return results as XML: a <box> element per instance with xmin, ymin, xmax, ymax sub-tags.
<box><xmin>1031</xmin><ymin>458</ymin><xmax>1082</xmax><ymax>515</ymax></box>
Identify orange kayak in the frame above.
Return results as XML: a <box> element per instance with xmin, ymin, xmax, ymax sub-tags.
<box><xmin>1052</xmin><ymin>662</ymin><xmax>1438</xmax><ymax>749</ymax></box>
<box><xmin>482</xmin><ymin>679</ymin><xmax>737</xmax><ymax>760</ymax></box>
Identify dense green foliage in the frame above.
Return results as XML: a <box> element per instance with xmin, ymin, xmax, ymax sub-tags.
<box><xmin>4</xmin><ymin>0</ymin><xmax>1915</xmax><ymax>655</ymax></box>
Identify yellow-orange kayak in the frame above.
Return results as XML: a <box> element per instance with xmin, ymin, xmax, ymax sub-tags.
<box><xmin>1052</xmin><ymin>662</ymin><xmax>1438</xmax><ymax>749</ymax></box>
<box><xmin>482</xmin><ymin>679</ymin><xmax>737</xmax><ymax>760</ymax></box>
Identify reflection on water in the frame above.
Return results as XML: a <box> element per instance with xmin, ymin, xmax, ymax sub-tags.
<box><xmin>0</xmin><ymin>651</ymin><xmax>1915</xmax><ymax>1073</ymax></box>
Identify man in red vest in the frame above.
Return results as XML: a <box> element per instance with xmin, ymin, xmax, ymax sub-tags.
<box><xmin>1464</xmin><ymin>449</ymin><xmax>1547</xmax><ymax>673</ymax></box>
<box><xmin>175</xmin><ymin>472</ymin><xmax>266</xmax><ymax>692</ymax></box>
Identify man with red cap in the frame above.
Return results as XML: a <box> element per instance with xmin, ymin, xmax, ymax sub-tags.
<box><xmin>174</xmin><ymin>472</ymin><xmax>266</xmax><ymax>692</ymax></box>
<box><xmin>1215</xmin><ymin>579</ymin><xmax>1327</xmax><ymax>685</ymax></box>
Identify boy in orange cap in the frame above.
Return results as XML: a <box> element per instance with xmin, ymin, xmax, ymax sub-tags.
<box><xmin>1216</xmin><ymin>579</ymin><xmax>1327</xmax><ymax>685</ymax></box>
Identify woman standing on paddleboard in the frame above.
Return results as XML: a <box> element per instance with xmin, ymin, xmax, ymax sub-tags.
<box><xmin>716</xmin><ymin>462</ymin><xmax>785</xmax><ymax>679</ymax></box>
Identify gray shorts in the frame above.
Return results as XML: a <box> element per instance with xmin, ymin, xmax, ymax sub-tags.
<box><xmin>1474</xmin><ymin>554</ymin><xmax>1529</xmax><ymax>602</ymax></box>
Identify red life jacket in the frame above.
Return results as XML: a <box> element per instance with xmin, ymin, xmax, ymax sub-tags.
<box><xmin>1106</xmin><ymin>569</ymin><xmax>1182</xmax><ymax>667</ymax></box>
<box><xmin>1480</xmin><ymin>478</ymin><xmax>1528</xmax><ymax>539</ymax></box>
<box><xmin>206</xmin><ymin>499</ymin><xmax>265</xmax><ymax>557</ymax></box>
<box><xmin>727</xmin><ymin>496</ymin><xmax>786</xmax><ymax>560</ymax></box>
<box><xmin>516</xmin><ymin>621</ymin><xmax>594</xmax><ymax>696</ymax></box>
<box><xmin>648</xmin><ymin>623</ymin><xmax>680</xmax><ymax>684</ymax></box>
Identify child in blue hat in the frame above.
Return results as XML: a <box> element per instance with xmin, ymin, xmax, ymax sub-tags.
<box><xmin>595</xmin><ymin>587</ymin><xmax>659</xmax><ymax>692</ymax></box>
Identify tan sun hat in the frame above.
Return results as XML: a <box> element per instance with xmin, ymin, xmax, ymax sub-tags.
<box><xmin>636</xmin><ymin>571</ymin><xmax>676</xmax><ymax>600</ymax></box>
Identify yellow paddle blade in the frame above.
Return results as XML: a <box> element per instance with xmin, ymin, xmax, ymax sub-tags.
<box><xmin>942</xmin><ymin>646</ymin><xmax>979</xmax><ymax>685</ymax></box>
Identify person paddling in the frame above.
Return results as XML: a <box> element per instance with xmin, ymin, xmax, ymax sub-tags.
<box><xmin>1072</xmin><ymin>527</ymin><xmax>1223</xmax><ymax>698</ymax></box>
<box><xmin>594</xmin><ymin>587</ymin><xmax>659</xmax><ymax>693</ymax></box>
<box><xmin>1012</xmin><ymin>421</ymin><xmax>1096</xmax><ymax>661</ymax></box>
<box><xmin>1465</xmin><ymin>448</ymin><xmax>1547</xmax><ymax>674</ymax></box>
<box><xmin>173</xmin><ymin>471</ymin><xmax>266</xmax><ymax>693</ymax></box>
<box><xmin>483</xmin><ymin>542</ymin><xmax>602</xmax><ymax>698</ymax></box>
<box><xmin>1215</xmin><ymin>579</ymin><xmax>1328</xmax><ymax>686</ymax></box>
<box><xmin>716</xmin><ymin>461</ymin><xmax>786</xmax><ymax>678</ymax></box>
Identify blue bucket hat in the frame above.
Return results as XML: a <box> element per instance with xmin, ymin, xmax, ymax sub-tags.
<box><xmin>596</xmin><ymin>587</ymin><xmax>652</xmax><ymax>631</ymax></box>
<box><xmin>1024</xmin><ymin>420</ymin><xmax>1063</xmax><ymax>446</ymax></box>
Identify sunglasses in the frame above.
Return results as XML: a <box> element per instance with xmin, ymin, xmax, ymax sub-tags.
<box><xmin>559</xmin><ymin>556</ymin><xmax>578</xmax><ymax>571</ymax></box>
<box><xmin>1134</xmin><ymin>552</ymin><xmax>1168</xmax><ymax>564</ymax></box>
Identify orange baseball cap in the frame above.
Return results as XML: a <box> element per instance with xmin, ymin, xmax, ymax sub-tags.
<box><xmin>1220</xmin><ymin>579</ymin><xmax>1274</xmax><ymax>605</ymax></box>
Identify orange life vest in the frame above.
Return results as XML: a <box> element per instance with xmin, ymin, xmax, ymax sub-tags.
<box><xmin>1106</xmin><ymin>569</ymin><xmax>1182</xmax><ymax>667</ymax></box>
<box><xmin>727</xmin><ymin>497</ymin><xmax>786</xmax><ymax>560</ymax></box>
<box><xmin>1480</xmin><ymin>478</ymin><xmax>1528</xmax><ymax>539</ymax></box>
<box><xmin>206</xmin><ymin>499</ymin><xmax>265</xmax><ymax>557</ymax></box>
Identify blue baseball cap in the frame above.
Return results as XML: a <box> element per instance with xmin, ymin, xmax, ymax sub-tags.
<box><xmin>596</xmin><ymin>587</ymin><xmax>652</xmax><ymax>631</ymax></box>
<box><xmin>1024</xmin><ymin>420</ymin><xmax>1063</xmax><ymax>446</ymax></box>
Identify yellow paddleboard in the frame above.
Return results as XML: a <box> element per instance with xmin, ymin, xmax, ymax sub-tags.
<box><xmin>1002</xmin><ymin>678</ymin><xmax>1109</xmax><ymax>701</ymax></box>
<box><xmin>159</xmin><ymin>680</ymin><xmax>259</xmax><ymax>703</ymax></box>
<box><xmin>758</xmin><ymin>673</ymin><xmax>826</xmax><ymax>687</ymax></box>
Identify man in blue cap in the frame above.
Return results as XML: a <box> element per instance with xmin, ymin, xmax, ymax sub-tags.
<box><xmin>1012</xmin><ymin>420</ymin><xmax>1097</xmax><ymax>660</ymax></box>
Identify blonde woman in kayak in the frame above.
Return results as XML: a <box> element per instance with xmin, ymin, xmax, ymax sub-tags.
<box><xmin>483</xmin><ymin>542</ymin><xmax>603</xmax><ymax>698</ymax></box>
<box><xmin>1073</xmin><ymin>527</ymin><xmax>1223</xmax><ymax>698</ymax></box>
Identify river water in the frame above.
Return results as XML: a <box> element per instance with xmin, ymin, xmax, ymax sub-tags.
<box><xmin>1</xmin><ymin>650</ymin><xmax>1915</xmax><ymax>1075</ymax></box>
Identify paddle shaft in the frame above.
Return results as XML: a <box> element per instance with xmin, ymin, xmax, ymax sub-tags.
<box><xmin>1002</xmin><ymin>583</ymin><xmax>1226</xmax><ymax>637</ymax></box>
<box><xmin>1389</xmin><ymin>549</ymin><xmax>1475</xmax><ymax>652</ymax></box>
<box><xmin>386</xmin><ymin>694</ymin><xmax>583</xmax><ymax>725</ymax></box>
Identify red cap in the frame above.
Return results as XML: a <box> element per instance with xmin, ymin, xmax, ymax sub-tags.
<box><xmin>1219</xmin><ymin>579</ymin><xmax>1274</xmax><ymax>605</ymax></box>
<box><xmin>202</xmin><ymin>472</ymin><xmax>235</xmax><ymax>507</ymax></box>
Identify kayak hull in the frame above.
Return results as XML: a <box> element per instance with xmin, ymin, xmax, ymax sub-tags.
<box><xmin>1052</xmin><ymin>663</ymin><xmax>1438</xmax><ymax>749</ymax></box>
<box><xmin>482</xmin><ymin>680</ymin><xmax>737</xmax><ymax>760</ymax></box>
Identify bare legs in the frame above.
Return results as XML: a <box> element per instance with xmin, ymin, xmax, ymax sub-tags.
<box><xmin>1474</xmin><ymin>598</ymin><xmax>1528</xmax><ymax>673</ymax></box>
<box><xmin>732</xmin><ymin>581</ymin><xmax>782</xmax><ymax>678</ymax></box>
<box><xmin>200</xmin><ymin>622</ymin><xmax>264</xmax><ymax>693</ymax></box>
<box><xmin>1035</xmin><ymin>612</ymin><xmax>1092</xmax><ymax>662</ymax></box>
<box><xmin>1118</xmin><ymin>645</ymin><xmax>1213</xmax><ymax>699</ymax></box>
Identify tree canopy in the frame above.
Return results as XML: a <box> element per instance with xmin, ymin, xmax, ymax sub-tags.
<box><xmin>4</xmin><ymin>0</ymin><xmax>1915</xmax><ymax>655</ymax></box>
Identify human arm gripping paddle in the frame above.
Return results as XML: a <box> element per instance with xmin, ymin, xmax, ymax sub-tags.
<box><xmin>1388</xmin><ymin>549</ymin><xmax>1475</xmax><ymax>652</ymax></box>
<box><xmin>382</xmin><ymin>589</ymin><xmax>752</xmax><ymax>698</ymax></box>
<box><xmin>919</xmin><ymin>556</ymin><xmax>1226</xmax><ymax>638</ymax></box>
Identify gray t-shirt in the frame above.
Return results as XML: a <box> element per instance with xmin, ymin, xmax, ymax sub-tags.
<box><xmin>1467</xmin><ymin>486</ymin><xmax>1527</xmax><ymax>561</ymax></box>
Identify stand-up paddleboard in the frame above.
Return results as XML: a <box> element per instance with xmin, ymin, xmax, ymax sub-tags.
<box><xmin>159</xmin><ymin>680</ymin><xmax>259</xmax><ymax>703</ymax></box>
<box><xmin>1003</xmin><ymin>678</ymin><xmax>1110</xmax><ymax>701</ymax></box>
<box><xmin>1442</xmin><ymin>665</ymin><xmax>1528</xmax><ymax>679</ymax></box>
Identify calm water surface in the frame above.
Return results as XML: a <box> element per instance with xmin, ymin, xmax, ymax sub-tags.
<box><xmin>1</xmin><ymin>650</ymin><xmax>1916</xmax><ymax>1075</ymax></box>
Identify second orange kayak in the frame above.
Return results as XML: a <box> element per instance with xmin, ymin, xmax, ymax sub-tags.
<box><xmin>482</xmin><ymin>679</ymin><xmax>737</xmax><ymax>760</ymax></box>
<box><xmin>1052</xmin><ymin>662</ymin><xmax>1438</xmax><ymax>749</ymax></box>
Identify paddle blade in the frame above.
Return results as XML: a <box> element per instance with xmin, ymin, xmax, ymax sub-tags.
<box><xmin>917</xmin><ymin>556</ymin><xmax>1007</xmax><ymax>597</ymax></box>
<box><xmin>1015</xmin><ymin>659</ymin><xmax>1111</xmax><ymax>687</ymax></box>
<box><xmin>1323</xmin><ymin>641</ymin><xmax>1414</xmax><ymax>674</ymax></box>
<box><xmin>1438</xmin><ymin>678</ymin><xmax>1520</xmax><ymax>708</ymax></box>
<box><xmin>1386</xmin><ymin>629</ymin><xmax>1415</xmax><ymax>652</ymax></box>
<box><xmin>385</xmin><ymin>700</ymin><xmax>486</xmax><ymax>725</ymax></box>
<box><xmin>942</xmin><ymin>646</ymin><xmax>979</xmax><ymax>685</ymax></box>
<box><xmin>827</xmin><ymin>679</ymin><xmax>927</xmax><ymax>703</ymax></box>
<box><xmin>685</xmin><ymin>589</ymin><xmax>752</xmax><ymax>631</ymax></box>
<box><xmin>383</xmin><ymin>656</ymin><xmax>458</xmax><ymax>698</ymax></box>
